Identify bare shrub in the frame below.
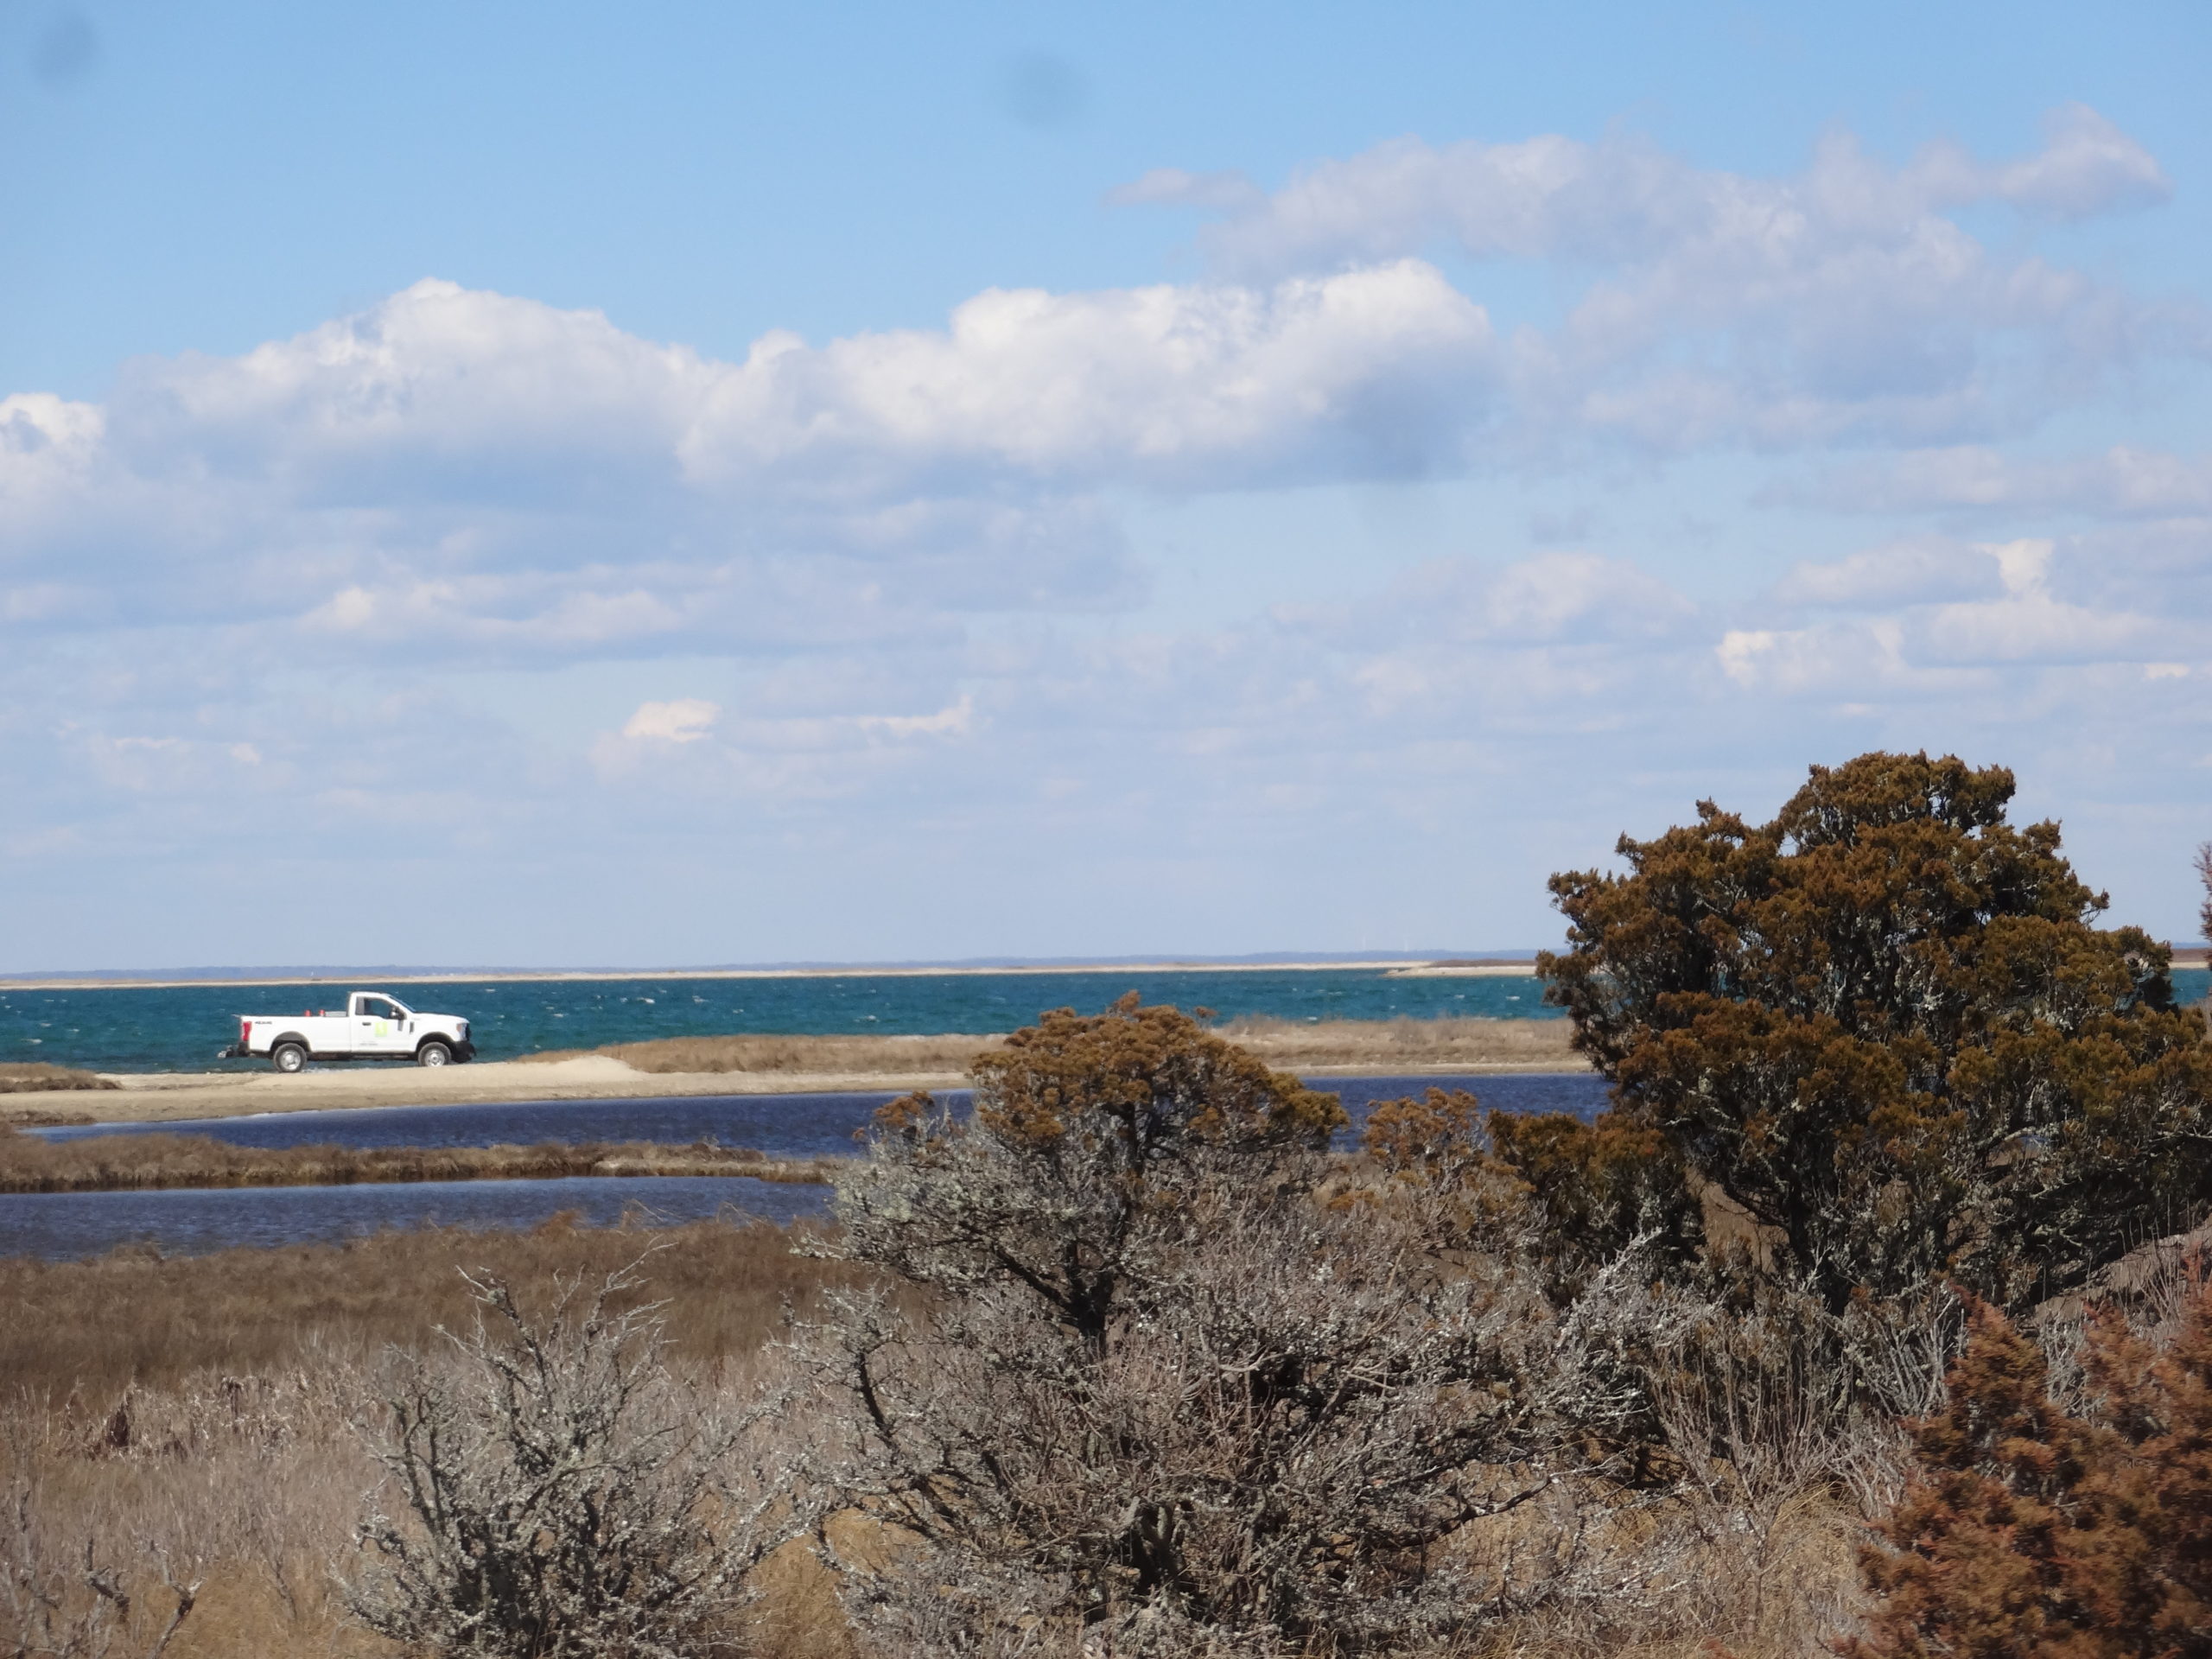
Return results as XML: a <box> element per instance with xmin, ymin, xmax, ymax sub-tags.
<box><xmin>344</xmin><ymin>1252</ymin><xmax>808</xmax><ymax>1658</ymax></box>
<box><xmin>807</xmin><ymin>1186</ymin><xmax>1672</xmax><ymax>1656</ymax></box>
<box><xmin>806</xmin><ymin>1000</ymin><xmax>1674</xmax><ymax>1655</ymax></box>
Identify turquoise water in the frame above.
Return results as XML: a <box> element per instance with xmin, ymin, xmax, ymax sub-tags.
<box><xmin>0</xmin><ymin>967</ymin><xmax>1556</xmax><ymax>1072</ymax></box>
<box><xmin>3</xmin><ymin>966</ymin><xmax>2202</xmax><ymax>1075</ymax></box>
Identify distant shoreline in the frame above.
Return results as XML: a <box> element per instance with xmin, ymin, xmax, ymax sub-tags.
<box><xmin>6</xmin><ymin>946</ymin><xmax>2196</xmax><ymax>995</ymax></box>
<box><xmin>0</xmin><ymin>958</ymin><xmax>1543</xmax><ymax>993</ymax></box>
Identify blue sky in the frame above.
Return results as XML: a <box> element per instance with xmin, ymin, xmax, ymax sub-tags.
<box><xmin>3</xmin><ymin>0</ymin><xmax>2209</xmax><ymax>969</ymax></box>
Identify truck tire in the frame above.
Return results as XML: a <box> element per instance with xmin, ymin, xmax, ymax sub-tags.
<box><xmin>417</xmin><ymin>1039</ymin><xmax>453</xmax><ymax>1067</ymax></box>
<box><xmin>271</xmin><ymin>1042</ymin><xmax>308</xmax><ymax>1074</ymax></box>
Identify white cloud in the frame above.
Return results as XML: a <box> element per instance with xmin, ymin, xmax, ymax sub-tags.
<box><xmin>1990</xmin><ymin>104</ymin><xmax>2172</xmax><ymax>219</ymax></box>
<box><xmin>1775</xmin><ymin>444</ymin><xmax>2212</xmax><ymax>518</ymax></box>
<box><xmin>1121</xmin><ymin>108</ymin><xmax>2196</xmax><ymax>452</ymax></box>
<box><xmin>1772</xmin><ymin>537</ymin><xmax>2007</xmax><ymax>609</ymax></box>
<box><xmin>1137</xmin><ymin>106</ymin><xmax>2166</xmax><ymax>279</ymax></box>
<box><xmin>677</xmin><ymin>261</ymin><xmax>1494</xmax><ymax>489</ymax></box>
<box><xmin>854</xmin><ymin>695</ymin><xmax>976</xmax><ymax>740</ymax></box>
<box><xmin>1733</xmin><ymin>534</ymin><xmax>2198</xmax><ymax>694</ymax></box>
<box><xmin>621</xmin><ymin>699</ymin><xmax>721</xmax><ymax>742</ymax></box>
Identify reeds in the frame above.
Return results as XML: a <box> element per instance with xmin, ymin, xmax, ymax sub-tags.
<box><xmin>0</xmin><ymin>1127</ymin><xmax>838</xmax><ymax>1195</ymax></box>
<box><xmin>1217</xmin><ymin>1012</ymin><xmax>1582</xmax><ymax>1069</ymax></box>
<box><xmin>0</xmin><ymin>1215</ymin><xmax>860</xmax><ymax>1397</ymax></box>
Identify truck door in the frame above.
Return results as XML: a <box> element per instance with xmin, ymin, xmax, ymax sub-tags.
<box><xmin>353</xmin><ymin>995</ymin><xmax>409</xmax><ymax>1055</ymax></box>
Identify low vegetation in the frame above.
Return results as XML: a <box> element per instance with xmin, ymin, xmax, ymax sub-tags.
<box><xmin>0</xmin><ymin>1216</ymin><xmax>857</xmax><ymax>1397</ymax></box>
<box><xmin>0</xmin><ymin>1061</ymin><xmax>118</xmax><ymax>1095</ymax></box>
<box><xmin>5</xmin><ymin>751</ymin><xmax>2212</xmax><ymax>1658</ymax></box>
<box><xmin>520</xmin><ymin>1014</ymin><xmax>1583</xmax><ymax>1076</ymax></box>
<box><xmin>0</xmin><ymin>1125</ymin><xmax>836</xmax><ymax>1194</ymax></box>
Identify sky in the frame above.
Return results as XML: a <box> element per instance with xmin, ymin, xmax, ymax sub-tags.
<box><xmin>3</xmin><ymin>0</ymin><xmax>2210</xmax><ymax>969</ymax></box>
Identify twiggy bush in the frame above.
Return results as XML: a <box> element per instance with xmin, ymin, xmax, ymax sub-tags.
<box><xmin>345</xmin><ymin>1252</ymin><xmax>808</xmax><ymax>1658</ymax></box>
<box><xmin>808</xmin><ymin>1000</ymin><xmax>1679</xmax><ymax>1656</ymax></box>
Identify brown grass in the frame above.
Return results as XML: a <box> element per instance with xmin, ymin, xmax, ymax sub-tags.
<box><xmin>1</xmin><ymin>1217</ymin><xmax>868</xmax><ymax>1659</ymax></box>
<box><xmin>0</xmin><ymin>1125</ymin><xmax>838</xmax><ymax>1195</ymax></box>
<box><xmin>0</xmin><ymin>1214</ymin><xmax>859</xmax><ymax>1398</ymax></box>
<box><xmin>0</xmin><ymin>1060</ymin><xmax>118</xmax><ymax>1094</ymax></box>
<box><xmin>521</xmin><ymin>1015</ymin><xmax>1586</xmax><ymax>1076</ymax></box>
<box><xmin>1219</xmin><ymin>1013</ymin><xmax>1582</xmax><ymax>1070</ymax></box>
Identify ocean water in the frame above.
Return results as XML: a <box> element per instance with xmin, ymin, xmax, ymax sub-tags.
<box><xmin>3</xmin><ymin>964</ymin><xmax>2202</xmax><ymax>1076</ymax></box>
<box><xmin>0</xmin><ymin>967</ymin><xmax>1560</xmax><ymax>1073</ymax></box>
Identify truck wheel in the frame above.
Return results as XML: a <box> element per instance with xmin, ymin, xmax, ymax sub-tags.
<box><xmin>417</xmin><ymin>1039</ymin><xmax>453</xmax><ymax>1068</ymax></box>
<box><xmin>271</xmin><ymin>1042</ymin><xmax>308</xmax><ymax>1074</ymax></box>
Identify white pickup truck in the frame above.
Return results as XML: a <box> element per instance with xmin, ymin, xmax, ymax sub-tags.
<box><xmin>221</xmin><ymin>991</ymin><xmax>477</xmax><ymax>1071</ymax></box>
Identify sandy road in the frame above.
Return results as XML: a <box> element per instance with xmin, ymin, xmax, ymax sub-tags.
<box><xmin>39</xmin><ymin>1058</ymin><xmax>963</xmax><ymax>1124</ymax></box>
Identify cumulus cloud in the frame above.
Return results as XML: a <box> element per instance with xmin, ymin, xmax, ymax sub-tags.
<box><xmin>1120</xmin><ymin>107</ymin><xmax>2196</xmax><ymax>451</ymax></box>
<box><xmin>0</xmin><ymin>269</ymin><xmax>1498</xmax><ymax>657</ymax></box>
<box><xmin>1728</xmin><ymin>533</ymin><xmax>2202</xmax><ymax>700</ymax></box>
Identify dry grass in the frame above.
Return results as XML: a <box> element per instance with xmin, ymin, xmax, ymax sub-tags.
<box><xmin>0</xmin><ymin>1215</ymin><xmax>860</xmax><ymax>1399</ymax></box>
<box><xmin>0</xmin><ymin>1213</ymin><xmax>1872</xmax><ymax>1659</ymax></box>
<box><xmin>521</xmin><ymin>1015</ymin><xmax>1586</xmax><ymax>1077</ymax></box>
<box><xmin>1220</xmin><ymin>1013</ymin><xmax>1583</xmax><ymax>1070</ymax></box>
<box><xmin>518</xmin><ymin>1031</ymin><xmax>1003</xmax><ymax>1074</ymax></box>
<box><xmin>0</xmin><ymin>1061</ymin><xmax>118</xmax><ymax>1094</ymax></box>
<box><xmin>0</xmin><ymin>1124</ymin><xmax>838</xmax><ymax>1195</ymax></box>
<box><xmin>1</xmin><ymin>1219</ymin><xmax>875</xmax><ymax>1659</ymax></box>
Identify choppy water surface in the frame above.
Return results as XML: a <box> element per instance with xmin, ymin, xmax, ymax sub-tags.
<box><xmin>10</xmin><ymin>967</ymin><xmax>2202</xmax><ymax>1077</ymax></box>
<box><xmin>2</xmin><ymin>1074</ymin><xmax>1609</xmax><ymax>1259</ymax></box>
<box><xmin>0</xmin><ymin>968</ymin><xmax>1562</xmax><ymax>1073</ymax></box>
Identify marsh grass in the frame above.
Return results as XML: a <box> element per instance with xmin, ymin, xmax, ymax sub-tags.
<box><xmin>521</xmin><ymin>1015</ymin><xmax>1584</xmax><ymax>1076</ymax></box>
<box><xmin>0</xmin><ymin>1126</ymin><xmax>838</xmax><ymax>1195</ymax></box>
<box><xmin>2</xmin><ymin>1218</ymin><xmax>877</xmax><ymax>1659</ymax></box>
<box><xmin>1</xmin><ymin>1216</ymin><xmax>863</xmax><ymax>1400</ymax></box>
